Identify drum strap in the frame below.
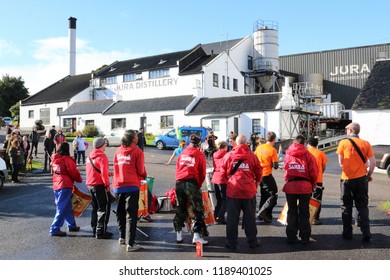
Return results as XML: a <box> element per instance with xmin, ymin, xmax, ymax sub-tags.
<box><xmin>88</xmin><ymin>156</ymin><xmax>101</xmax><ymax>174</ymax></box>
<box><xmin>230</xmin><ymin>160</ymin><xmax>243</xmax><ymax>177</ymax></box>
<box><xmin>347</xmin><ymin>138</ymin><xmax>366</xmax><ymax>164</ymax></box>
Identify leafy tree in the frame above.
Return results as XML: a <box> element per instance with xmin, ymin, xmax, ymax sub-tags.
<box><xmin>0</xmin><ymin>74</ymin><xmax>29</xmax><ymax>117</ymax></box>
<box><xmin>9</xmin><ymin>102</ymin><xmax>20</xmax><ymax>118</ymax></box>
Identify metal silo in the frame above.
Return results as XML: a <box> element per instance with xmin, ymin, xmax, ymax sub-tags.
<box><xmin>253</xmin><ymin>20</ymin><xmax>280</xmax><ymax>92</ymax></box>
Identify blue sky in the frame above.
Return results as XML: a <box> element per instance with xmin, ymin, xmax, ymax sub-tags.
<box><xmin>1</xmin><ymin>0</ymin><xmax>389</xmax><ymax>94</ymax></box>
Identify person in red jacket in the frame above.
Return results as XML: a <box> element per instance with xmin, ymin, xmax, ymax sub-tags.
<box><xmin>282</xmin><ymin>135</ymin><xmax>319</xmax><ymax>244</ymax></box>
<box><xmin>113</xmin><ymin>130</ymin><xmax>147</xmax><ymax>252</ymax></box>
<box><xmin>174</xmin><ymin>134</ymin><xmax>208</xmax><ymax>245</ymax></box>
<box><xmin>211</xmin><ymin>140</ymin><xmax>228</xmax><ymax>224</ymax></box>
<box><xmin>221</xmin><ymin>134</ymin><xmax>263</xmax><ymax>250</ymax></box>
<box><xmin>49</xmin><ymin>142</ymin><xmax>82</xmax><ymax>236</ymax></box>
<box><xmin>86</xmin><ymin>137</ymin><xmax>113</xmax><ymax>239</ymax></box>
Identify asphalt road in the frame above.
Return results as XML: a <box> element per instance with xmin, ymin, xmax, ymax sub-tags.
<box><xmin>0</xmin><ymin>130</ymin><xmax>390</xmax><ymax>260</ymax></box>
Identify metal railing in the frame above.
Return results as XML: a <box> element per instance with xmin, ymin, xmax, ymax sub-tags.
<box><xmin>318</xmin><ymin>134</ymin><xmax>346</xmax><ymax>150</ymax></box>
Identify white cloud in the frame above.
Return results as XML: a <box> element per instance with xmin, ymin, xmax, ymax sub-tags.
<box><xmin>0</xmin><ymin>39</ymin><xmax>22</xmax><ymax>58</ymax></box>
<box><xmin>1</xmin><ymin>36</ymin><xmax>142</xmax><ymax>95</ymax></box>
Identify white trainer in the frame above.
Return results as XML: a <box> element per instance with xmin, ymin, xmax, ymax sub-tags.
<box><xmin>192</xmin><ymin>232</ymin><xmax>208</xmax><ymax>245</ymax></box>
<box><xmin>176</xmin><ymin>231</ymin><xmax>183</xmax><ymax>243</ymax></box>
<box><xmin>126</xmin><ymin>244</ymin><xmax>143</xmax><ymax>252</ymax></box>
<box><xmin>118</xmin><ymin>238</ymin><xmax>125</xmax><ymax>245</ymax></box>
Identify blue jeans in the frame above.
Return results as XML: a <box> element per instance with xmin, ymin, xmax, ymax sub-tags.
<box><xmin>50</xmin><ymin>188</ymin><xmax>77</xmax><ymax>234</ymax></box>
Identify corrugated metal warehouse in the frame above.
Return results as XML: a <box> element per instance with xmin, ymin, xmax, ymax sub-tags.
<box><xmin>280</xmin><ymin>44</ymin><xmax>390</xmax><ymax>109</ymax></box>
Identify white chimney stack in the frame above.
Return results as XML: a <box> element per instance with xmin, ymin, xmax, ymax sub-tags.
<box><xmin>68</xmin><ymin>17</ymin><xmax>77</xmax><ymax>76</ymax></box>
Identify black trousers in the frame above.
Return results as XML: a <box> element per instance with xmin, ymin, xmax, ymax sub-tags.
<box><xmin>340</xmin><ymin>176</ymin><xmax>371</xmax><ymax>237</ymax></box>
<box><xmin>214</xmin><ymin>183</ymin><xmax>227</xmax><ymax>220</ymax></box>
<box><xmin>226</xmin><ymin>196</ymin><xmax>258</xmax><ymax>246</ymax></box>
<box><xmin>116</xmin><ymin>191</ymin><xmax>139</xmax><ymax>246</ymax></box>
<box><xmin>30</xmin><ymin>142</ymin><xmax>38</xmax><ymax>156</ymax></box>
<box><xmin>286</xmin><ymin>193</ymin><xmax>311</xmax><ymax>240</ymax></box>
<box><xmin>44</xmin><ymin>150</ymin><xmax>52</xmax><ymax>171</ymax></box>
<box><xmin>258</xmin><ymin>174</ymin><xmax>278</xmax><ymax>217</ymax></box>
<box><xmin>89</xmin><ymin>185</ymin><xmax>111</xmax><ymax>235</ymax></box>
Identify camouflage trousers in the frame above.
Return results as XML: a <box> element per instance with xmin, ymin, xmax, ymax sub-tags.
<box><xmin>173</xmin><ymin>180</ymin><xmax>208</xmax><ymax>236</ymax></box>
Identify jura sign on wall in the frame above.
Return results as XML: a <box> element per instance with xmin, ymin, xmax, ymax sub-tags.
<box><xmin>329</xmin><ymin>64</ymin><xmax>370</xmax><ymax>81</ymax></box>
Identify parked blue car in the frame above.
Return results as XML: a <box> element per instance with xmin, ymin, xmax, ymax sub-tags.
<box><xmin>154</xmin><ymin>126</ymin><xmax>211</xmax><ymax>150</ymax></box>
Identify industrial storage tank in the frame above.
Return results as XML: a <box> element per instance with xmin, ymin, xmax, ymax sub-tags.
<box><xmin>297</xmin><ymin>73</ymin><xmax>323</xmax><ymax>97</ymax></box>
<box><xmin>253</xmin><ymin>20</ymin><xmax>280</xmax><ymax>92</ymax></box>
<box><xmin>253</xmin><ymin>20</ymin><xmax>279</xmax><ymax>72</ymax></box>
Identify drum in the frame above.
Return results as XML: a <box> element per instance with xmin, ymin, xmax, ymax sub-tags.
<box><xmin>72</xmin><ymin>185</ymin><xmax>92</xmax><ymax>217</ymax></box>
<box><xmin>138</xmin><ymin>180</ymin><xmax>149</xmax><ymax>217</ymax></box>
<box><xmin>186</xmin><ymin>191</ymin><xmax>216</xmax><ymax>230</ymax></box>
<box><xmin>277</xmin><ymin>197</ymin><xmax>321</xmax><ymax>225</ymax></box>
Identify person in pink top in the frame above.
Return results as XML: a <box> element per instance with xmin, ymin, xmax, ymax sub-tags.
<box><xmin>211</xmin><ymin>140</ymin><xmax>228</xmax><ymax>224</ymax></box>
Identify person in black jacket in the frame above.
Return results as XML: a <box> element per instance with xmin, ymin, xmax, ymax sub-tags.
<box><xmin>137</xmin><ymin>128</ymin><xmax>147</xmax><ymax>151</ymax></box>
<box><xmin>29</xmin><ymin>127</ymin><xmax>40</xmax><ymax>157</ymax></box>
<box><xmin>43</xmin><ymin>131</ymin><xmax>55</xmax><ymax>172</ymax></box>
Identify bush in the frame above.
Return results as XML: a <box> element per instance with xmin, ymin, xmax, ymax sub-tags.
<box><xmin>82</xmin><ymin>125</ymin><xmax>99</xmax><ymax>138</ymax></box>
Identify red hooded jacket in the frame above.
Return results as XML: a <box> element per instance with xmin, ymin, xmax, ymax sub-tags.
<box><xmin>211</xmin><ymin>149</ymin><xmax>228</xmax><ymax>184</ymax></box>
<box><xmin>113</xmin><ymin>145</ymin><xmax>147</xmax><ymax>190</ymax></box>
<box><xmin>51</xmin><ymin>154</ymin><xmax>82</xmax><ymax>191</ymax></box>
<box><xmin>221</xmin><ymin>144</ymin><xmax>262</xmax><ymax>199</ymax></box>
<box><xmin>282</xmin><ymin>143</ymin><xmax>319</xmax><ymax>194</ymax></box>
<box><xmin>176</xmin><ymin>145</ymin><xmax>206</xmax><ymax>188</ymax></box>
<box><xmin>86</xmin><ymin>149</ymin><xmax>110</xmax><ymax>191</ymax></box>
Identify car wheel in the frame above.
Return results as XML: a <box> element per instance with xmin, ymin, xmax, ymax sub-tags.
<box><xmin>156</xmin><ymin>141</ymin><xmax>164</xmax><ymax>150</ymax></box>
<box><xmin>387</xmin><ymin>164</ymin><xmax>390</xmax><ymax>178</ymax></box>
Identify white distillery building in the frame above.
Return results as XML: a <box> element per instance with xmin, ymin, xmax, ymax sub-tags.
<box><xmin>21</xmin><ymin>20</ymin><xmax>299</xmax><ymax>141</ymax></box>
<box><xmin>20</xmin><ymin>19</ymin><xmax>344</xmax><ymax>142</ymax></box>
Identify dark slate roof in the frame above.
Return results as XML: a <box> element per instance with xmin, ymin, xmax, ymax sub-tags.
<box><xmin>179</xmin><ymin>54</ymin><xmax>218</xmax><ymax>75</ymax></box>
<box><xmin>60</xmin><ymin>99</ymin><xmax>114</xmax><ymax>116</ymax></box>
<box><xmin>103</xmin><ymin>95</ymin><xmax>195</xmax><ymax>115</ymax></box>
<box><xmin>352</xmin><ymin>60</ymin><xmax>390</xmax><ymax>110</ymax></box>
<box><xmin>188</xmin><ymin>93</ymin><xmax>280</xmax><ymax>115</ymax></box>
<box><xmin>200</xmin><ymin>38</ymin><xmax>243</xmax><ymax>55</ymax></box>
<box><xmin>94</xmin><ymin>50</ymin><xmax>194</xmax><ymax>77</ymax></box>
<box><xmin>21</xmin><ymin>74</ymin><xmax>91</xmax><ymax>106</ymax></box>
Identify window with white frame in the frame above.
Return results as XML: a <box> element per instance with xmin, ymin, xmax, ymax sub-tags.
<box><xmin>104</xmin><ymin>76</ymin><xmax>117</xmax><ymax>85</ymax></box>
<box><xmin>40</xmin><ymin>108</ymin><xmax>50</xmax><ymax>125</ymax></box>
<box><xmin>222</xmin><ymin>76</ymin><xmax>226</xmax><ymax>89</ymax></box>
<box><xmin>123</xmin><ymin>73</ymin><xmax>142</xmax><ymax>82</ymax></box>
<box><xmin>211</xmin><ymin>120</ymin><xmax>220</xmax><ymax>132</ymax></box>
<box><xmin>149</xmin><ymin>68</ymin><xmax>169</xmax><ymax>79</ymax></box>
<box><xmin>111</xmin><ymin>118</ymin><xmax>126</xmax><ymax>130</ymax></box>
<box><xmin>85</xmin><ymin>120</ymin><xmax>95</xmax><ymax>126</ymax></box>
<box><xmin>160</xmin><ymin>115</ymin><xmax>174</xmax><ymax>128</ymax></box>
<box><xmin>252</xmin><ymin>119</ymin><xmax>261</xmax><ymax>134</ymax></box>
<box><xmin>233</xmin><ymin>78</ymin><xmax>238</xmax><ymax>91</ymax></box>
<box><xmin>213</xmin><ymin>73</ymin><xmax>219</xmax><ymax>87</ymax></box>
<box><xmin>227</xmin><ymin>77</ymin><xmax>230</xmax><ymax>90</ymax></box>
<box><xmin>28</xmin><ymin>110</ymin><xmax>34</xmax><ymax>119</ymax></box>
<box><xmin>57</xmin><ymin>107</ymin><xmax>63</xmax><ymax>116</ymax></box>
